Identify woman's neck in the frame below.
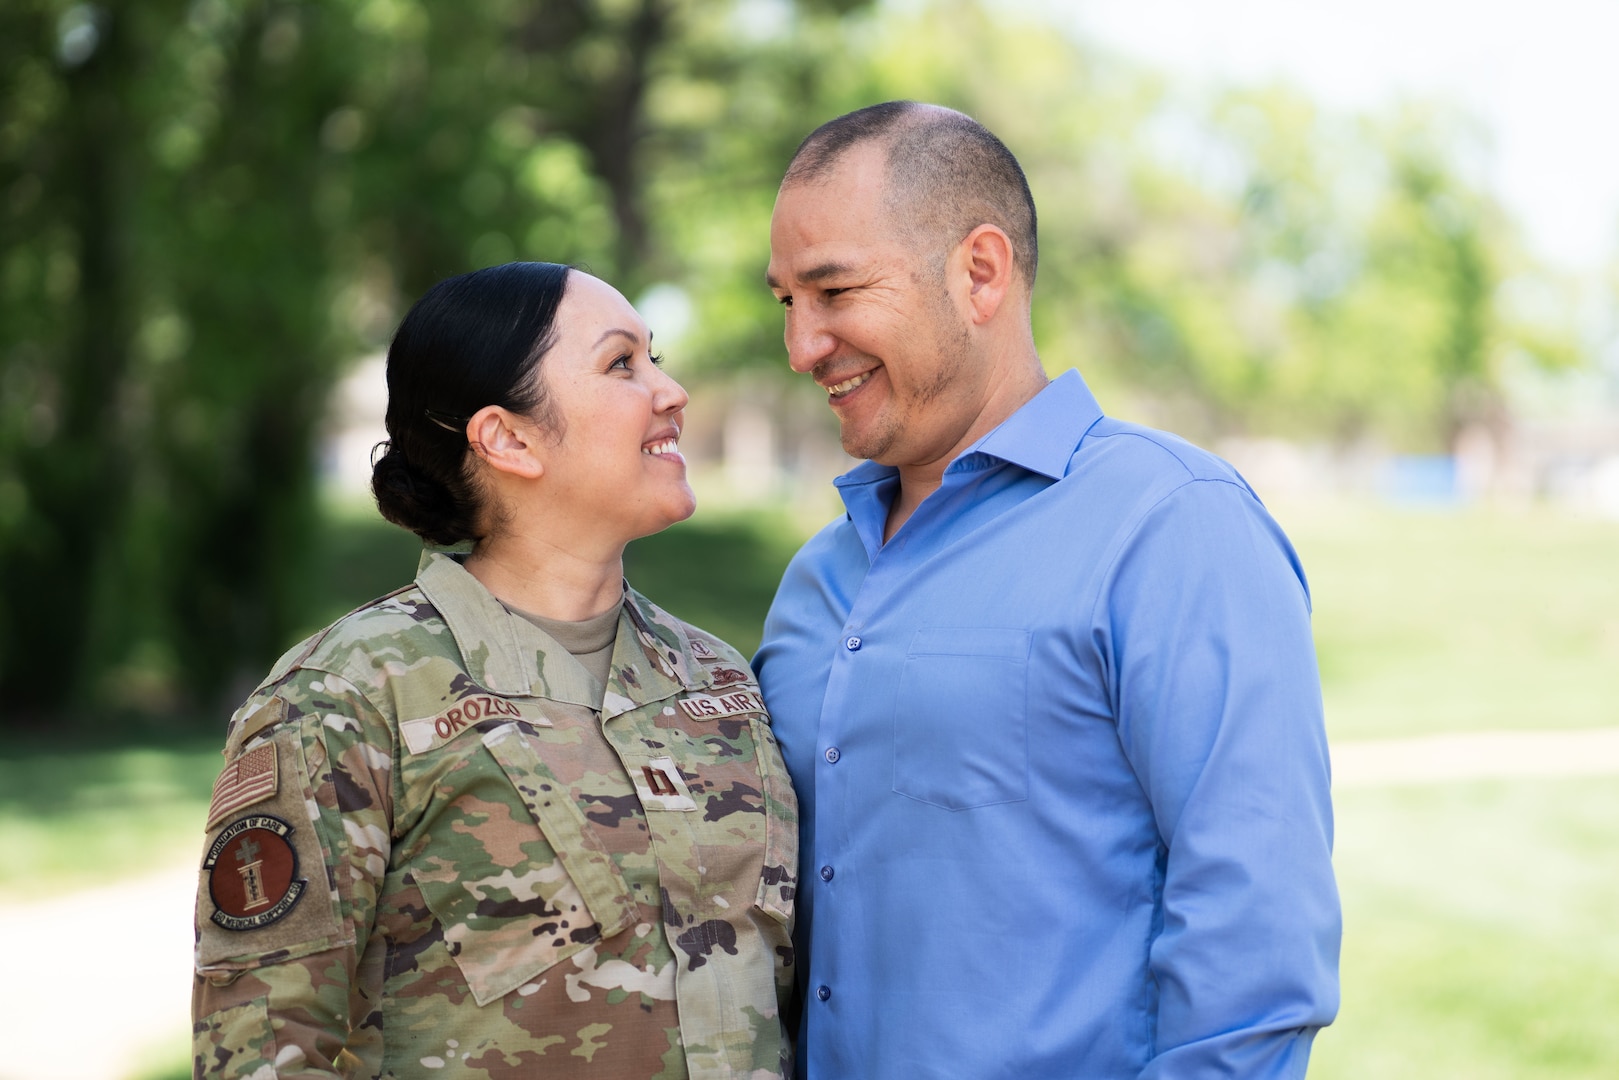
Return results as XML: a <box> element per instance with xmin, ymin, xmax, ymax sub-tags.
<box><xmin>462</xmin><ymin>532</ymin><xmax>625</xmax><ymax>622</ymax></box>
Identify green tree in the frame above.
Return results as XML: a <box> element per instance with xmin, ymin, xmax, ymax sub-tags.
<box><xmin>0</xmin><ymin>0</ymin><xmax>871</xmax><ymax>721</ymax></box>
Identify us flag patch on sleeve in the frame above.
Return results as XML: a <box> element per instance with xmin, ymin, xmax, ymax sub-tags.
<box><xmin>206</xmin><ymin>743</ymin><xmax>278</xmax><ymax>829</ymax></box>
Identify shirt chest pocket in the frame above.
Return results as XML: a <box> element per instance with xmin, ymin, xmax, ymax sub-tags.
<box><xmin>408</xmin><ymin>722</ymin><xmax>639</xmax><ymax>1006</ymax></box>
<box><xmin>892</xmin><ymin>628</ymin><xmax>1031</xmax><ymax>810</ymax></box>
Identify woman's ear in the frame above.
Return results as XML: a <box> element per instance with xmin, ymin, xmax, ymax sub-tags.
<box><xmin>466</xmin><ymin>405</ymin><xmax>545</xmax><ymax>479</ymax></box>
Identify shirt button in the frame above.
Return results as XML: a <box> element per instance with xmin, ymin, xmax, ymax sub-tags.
<box><xmin>817</xmin><ymin>985</ymin><xmax>831</xmax><ymax>1002</ymax></box>
<box><xmin>824</xmin><ymin>746</ymin><xmax>840</xmax><ymax>764</ymax></box>
<box><xmin>845</xmin><ymin>636</ymin><xmax>862</xmax><ymax>651</ymax></box>
<box><xmin>819</xmin><ymin>865</ymin><xmax>835</xmax><ymax>882</ymax></box>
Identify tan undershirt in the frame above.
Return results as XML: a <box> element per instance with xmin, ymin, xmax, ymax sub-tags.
<box><xmin>507</xmin><ymin>599</ymin><xmax>622</xmax><ymax>709</ymax></box>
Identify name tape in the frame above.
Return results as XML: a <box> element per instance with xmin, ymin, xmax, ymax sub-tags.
<box><xmin>401</xmin><ymin>695</ymin><xmax>547</xmax><ymax>755</ymax></box>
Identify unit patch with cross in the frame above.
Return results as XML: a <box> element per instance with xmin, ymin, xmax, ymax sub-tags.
<box><xmin>203</xmin><ymin>815</ymin><xmax>304</xmax><ymax>930</ymax></box>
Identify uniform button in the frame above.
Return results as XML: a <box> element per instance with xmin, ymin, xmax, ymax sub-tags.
<box><xmin>845</xmin><ymin>636</ymin><xmax>862</xmax><ymax>650</ymax></box>
<box><xmin>819</xmin><ymin>865</ymin><xmax>835</xmax><ymax>882</ymax></box>
<box><xmin>824</xmin><ymin>746</ymin><xmax>840</xmax><ymax>764</ymax></box>
<box><xmin>817</xmin><ymin>985</ymin><xmax>831</xmax><ymax>1002</ymax></box>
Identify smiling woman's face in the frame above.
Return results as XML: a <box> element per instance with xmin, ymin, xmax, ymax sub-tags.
<box><xmin>530</xmin><ymin>271</ymin><xmax>695</xmax><ymax>545</ymax></box>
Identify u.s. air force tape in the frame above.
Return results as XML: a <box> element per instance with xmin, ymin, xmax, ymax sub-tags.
<box><xmin>678</xmin><ymin>689</ymin><xmax>766</xmax><ymax>721</ymax></box>
<box><xmin>203</xmin><ymin>814</ymin><xmax>305</xmax><ymax>931</ymax></box>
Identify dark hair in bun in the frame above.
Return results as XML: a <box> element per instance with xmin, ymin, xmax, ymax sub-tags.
<box><xmin>371</xmin><ymin>261</ymin><xmax>571</xmax><ymax>546</ymax></box>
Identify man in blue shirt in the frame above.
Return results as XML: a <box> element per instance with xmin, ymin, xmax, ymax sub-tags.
<box><xmin>755</xmin><ymin>101</ymin><xmax>1340</xmax><ymax>1078</ymax></box>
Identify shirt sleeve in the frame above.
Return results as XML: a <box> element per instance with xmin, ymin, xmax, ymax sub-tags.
<box><xmin>191</xmin><ymin>673</ymin><xmax>395</xmax><ymax>1078</ymax></box>
<box><xmin>1099</xmin><ymin>478</ymin><xmax>1341</xmax><ymax>1079</ymax></box>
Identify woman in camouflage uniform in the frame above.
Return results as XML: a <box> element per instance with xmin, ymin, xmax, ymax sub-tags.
<box><xmin>192</xmin><ymin>262</ymin><xmax>798</xmax><ymax>1079</ymax></box>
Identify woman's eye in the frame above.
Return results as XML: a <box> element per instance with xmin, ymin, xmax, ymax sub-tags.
<box><xmin>649</xmin><ymin>352</ymin><xmax>665</xmax><ymax>367</ymax></box>
<box><xmin>609</xmin><ymin>353</ymin><xmax>633</xmax><ymax>371</ymax></box>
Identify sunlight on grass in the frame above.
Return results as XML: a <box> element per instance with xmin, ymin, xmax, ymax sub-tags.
<box><xmin>0</xmin><ymin>741</ymin><xmax>221</xmax><ymax>901</ymax></box>
<box><xmin>1313</xmin><ymin>777</ymin><xmax>1619</xmax><ymax>1079</ymax></box>
<box><xmin>1273</xmin><ymin>499</ymin><xmax>1619</xmax><ymax>741</ymax></box>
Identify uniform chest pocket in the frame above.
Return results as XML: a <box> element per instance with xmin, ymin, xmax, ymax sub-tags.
<box><xmin>892</xmin><ymin>628</ymin><xmax>1031</xmax><ymax>810</ymax></box>
<box><xmin>409</xmin><ymin>723</ymin><xmax>638</xmax><ymax>1006</ymax></box>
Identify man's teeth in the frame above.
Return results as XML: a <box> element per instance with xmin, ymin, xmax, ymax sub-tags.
<box><xmin>643</xmin><ymin>439</ymin><xmax>680</xmax><ymax>456</ymax></box>
<box><xmin>828</xmin><ymin>372</ymin><xmax>872</xmax><ymax>396</ymax></box>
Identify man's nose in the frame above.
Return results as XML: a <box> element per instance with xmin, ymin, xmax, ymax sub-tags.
<box><xmin>784</xmin><ymin>308</ymin><xmax>836</xmax><ymax>374</ymax></box>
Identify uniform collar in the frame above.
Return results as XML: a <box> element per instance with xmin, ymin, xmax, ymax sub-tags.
<box><xmin>415</xmin><ymin>551</ymin><xmax>706</xmax><ymax>716</ymax></box>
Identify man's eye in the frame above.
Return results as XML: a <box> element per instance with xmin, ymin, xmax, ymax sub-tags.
<box><xmin>776</xmin><ymin>294</ymin><xmax>793</xmax><ymax>308</ymax></box>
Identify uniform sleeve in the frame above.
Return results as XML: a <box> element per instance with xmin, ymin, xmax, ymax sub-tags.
<box><xmin>192</xmin><ymin>672</ymin><xmax>395</xmax><ymax>1078</ymax></box>
<box><xmin>1100</xmin><ymin>479</ymin><xmax>1341</xmax><ymax>1079</ymax></box>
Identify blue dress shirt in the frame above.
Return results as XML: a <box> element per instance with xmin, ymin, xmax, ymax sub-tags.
<box><xmin>754</xmin><ymin>370</ymin><xmax>1340</xmax><ymax>1079</ymax></box>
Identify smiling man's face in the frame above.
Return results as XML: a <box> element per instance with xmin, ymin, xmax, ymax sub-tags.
<box><xmin>766</xmin><ymin>143</ymin><xmax>989</xmax><ymax>470</ymax></box>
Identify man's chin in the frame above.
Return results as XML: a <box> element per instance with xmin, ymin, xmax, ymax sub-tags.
<box><xmin>839</xmin><ymin>426</ymin><xmax>896</xmax><ymax>463</ymax></box>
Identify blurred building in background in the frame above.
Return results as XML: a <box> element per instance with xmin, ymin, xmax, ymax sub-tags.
<box><xmin>321</xmin><ymin>352</ymin><xmax>1619</xmax><ymax>519</ymax></box>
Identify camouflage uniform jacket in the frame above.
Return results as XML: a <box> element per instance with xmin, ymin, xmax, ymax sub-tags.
<box><xmin>192</xmin><ymin>552</ymin><xmax>798</xmax><ymax>1079</ymax></box>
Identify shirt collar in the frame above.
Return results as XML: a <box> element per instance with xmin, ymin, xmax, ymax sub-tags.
<box><xmin>961</xmin><ymin>368</ymin><xmax>1103</xmax><ymax>480</ymax></box>
<box><xmin>414</xmin><ymin>550</ymin><xmax>705</xmax><ymax>714</ymax></box>
<box><xmin>831</xmin><ymin>368</ymin><xmax>1105</xmax><ymax>507</ymax></box>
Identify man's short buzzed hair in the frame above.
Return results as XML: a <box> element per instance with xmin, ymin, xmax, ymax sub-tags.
<box><xmin>783</xmin><ymin>101</ymin><xmax>1039</xmax><ymax>286</ymax></box>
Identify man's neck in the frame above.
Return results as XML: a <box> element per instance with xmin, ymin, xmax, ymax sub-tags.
<box><xmin>882</xmin><ymin>473</ymin><xmax>941</xmax><ymax>543</ymax></box>
<box><xmin>881</xmin><ymin>361</ymin><xmax>1049</xmax><ymax>543</ymax></box>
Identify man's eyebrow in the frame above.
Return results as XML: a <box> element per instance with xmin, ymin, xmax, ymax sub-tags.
<box><xmin>765</xmin><ymin>261</ymin><xmax>856</xmax><ymax>290</ymax></box>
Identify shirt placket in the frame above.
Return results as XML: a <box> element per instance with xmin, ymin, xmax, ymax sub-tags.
<box><xmin>805</xmin><ymin>472</ymin><xmax>973</xmax><ymax>1036</ymax></box>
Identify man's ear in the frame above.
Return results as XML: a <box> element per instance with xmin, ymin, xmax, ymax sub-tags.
<box><xmin>955</xmin><ymin>224</ymin><xmax>1016</xmax><ymax>325</ymax></box>
<box><xmin>466</xmin><ymin>405</ymin><xmax>545</xmax><ymax>480</ymax></box>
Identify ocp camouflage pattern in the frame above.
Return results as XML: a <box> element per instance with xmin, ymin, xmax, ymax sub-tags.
<box><xmin>192</xmin><ymin>552</ymin><xmax>797</xmax><ymax>1078</ymax></box>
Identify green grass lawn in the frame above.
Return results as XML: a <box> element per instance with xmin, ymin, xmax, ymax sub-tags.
<box><xmin>1274</xmin><ymin>499</ymin><xmax>1619</xmax><ymax>741</ymax></box>
<box><xmin>3</xmin><ymin>497</ymin><xmax>1616</xmax><ymax>1078</ymax></box>
<box><xmin>0</xmin><ymin>735</ymin><xmax>223</xmax><ymax>901</ymax></box>
<box><xmin>1313</xmin><ymin>776</ymin><xmax>1619</xmax><ymax>1079</ymax></box>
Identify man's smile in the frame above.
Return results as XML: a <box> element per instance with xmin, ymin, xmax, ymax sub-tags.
<box><xmin>826</xmin><ymin>371</ymin><xmax>873</xmax><ymax>398</ymax></box>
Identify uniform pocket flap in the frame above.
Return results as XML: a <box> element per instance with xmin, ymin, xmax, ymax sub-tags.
<box><xmin>410</xmin><ymin>723</ymin><xmax>639</xmax><ymax>1006</ymax></box>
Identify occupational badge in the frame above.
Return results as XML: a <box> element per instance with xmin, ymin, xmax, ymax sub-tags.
<box><xmin>706</xmin><ymin>665</ymin><xmax>752</xmax><ymax>688</ymax></box>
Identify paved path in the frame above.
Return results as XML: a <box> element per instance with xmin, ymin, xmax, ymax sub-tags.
<box><xmin>3</xmin><ymin>726</ymin><xmax>1617</xmax><ymax>1079</ymax></box>
<box><xmin>0</xmin><ymin>865</ymin><xmax>195</xmax><ymax>1080</ymax></box>
<box><xmin>1331</xmin><ymin>726</ymin><xmax>1619</xmax><ymax>788</ymax></box>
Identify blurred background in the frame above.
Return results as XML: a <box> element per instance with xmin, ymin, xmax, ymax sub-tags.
<box><xmin>1</xmin><ymin>0</ymin><xmax>1616</xmax><ymax>1076</ymax></box>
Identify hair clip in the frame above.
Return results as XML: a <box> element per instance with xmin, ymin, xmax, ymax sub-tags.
<box><xmin>424</xmin><ymin>407</ymin><xmax>470</xmax><ymax>435</ymax></box>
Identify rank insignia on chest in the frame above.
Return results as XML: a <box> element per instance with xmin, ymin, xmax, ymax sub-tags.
<box><xmin>634</xmin><ymin>756</ymin><xmax>698</xmax><ymax>811</ymax></box>
<box><xmin>203</xmin><ymin>815</ymin><xmax>305</xmax><ymax>930</ymax></box>
<box><xmin>206</xmin><ymin>742</ymin><xmax>278</xmax><ymax>829</ymax></box>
